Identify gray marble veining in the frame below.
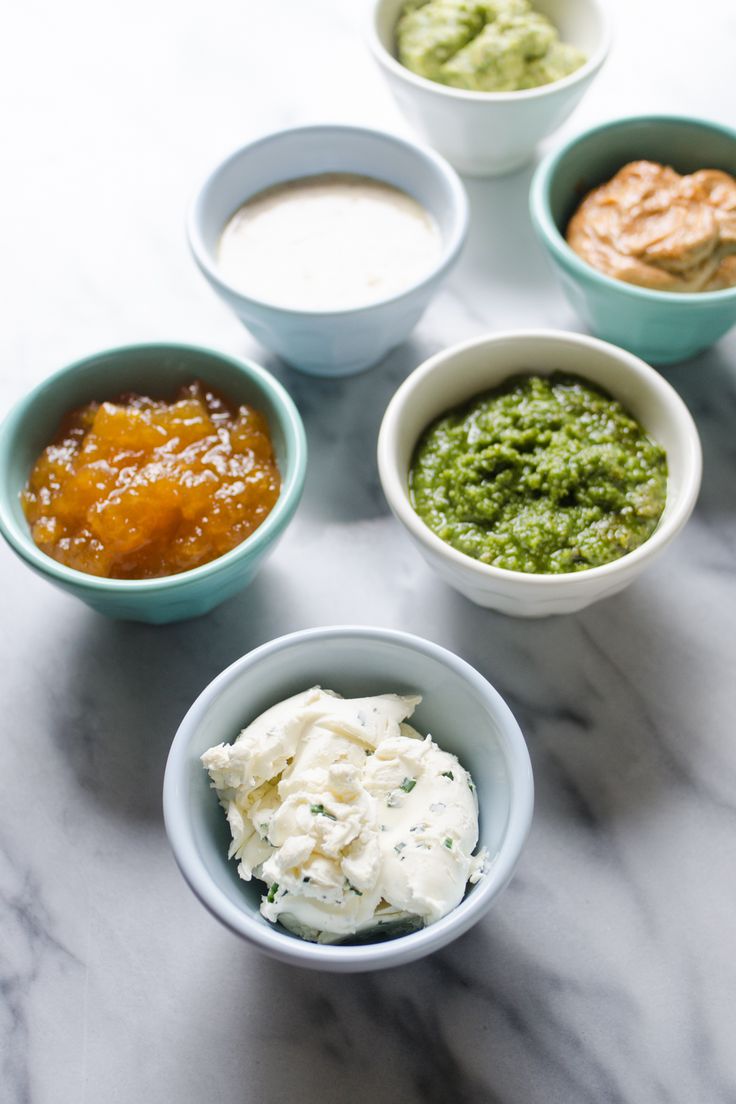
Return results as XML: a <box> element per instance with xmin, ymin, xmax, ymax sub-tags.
<box><xmin>2</xmin><ymin>1</ymin><xmax>736</xmax><ymax>1101</ymax></box>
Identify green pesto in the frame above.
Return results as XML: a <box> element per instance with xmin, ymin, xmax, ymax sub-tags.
<box><xmin>396</xmin><ymin>0</ymin><xmax>585</xmax><ymax>92</ymax></box>
<box><xmin>409</xmin><ymin>373</ymin><xmax>668</xmax><ymax>575</ymax></box>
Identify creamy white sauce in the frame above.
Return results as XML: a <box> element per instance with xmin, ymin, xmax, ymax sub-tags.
<box><xmin>201</xmin><ymin>687</ymin><xmax>486</xmax><ymax>943</ymax></box>
<box><xmin>216</xmin><ymin>173</ymin><xmax>442</xmax><ymax>310</ymax></box>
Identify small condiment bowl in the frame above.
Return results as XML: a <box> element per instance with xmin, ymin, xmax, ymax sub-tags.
<box><xmin>368</xmin><ymin>0</ymin><xmax>610</xmax><ymax>177</ymax></box>
<box><xmin>0</xmin><ymin>343</ymin><xmax>307</xmax><ymax>624</ymax></box>
<box><xmin>377</xmin><ymin>330</ymin><xmax>702</xmax><ymax>618</ymax></box>
<box><xmin>187</xmin><ymin>124</ymin><xmax>468</xmax><ymax>377</ymax></box>
<box><xmin>530</xmin><ymin>114</ymin><xmax>736</xmax><ymax>364</ymax></box>
<box><xmin>163</xmin><ymin>625</ymin><xmax>533</xmax><ymax>972</ymax></box>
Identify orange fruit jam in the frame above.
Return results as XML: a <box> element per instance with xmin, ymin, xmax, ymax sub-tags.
<box><xmin>22</xmin><ymin>381</ymin><xmax>281</xmax><ymax>579</ymax></box>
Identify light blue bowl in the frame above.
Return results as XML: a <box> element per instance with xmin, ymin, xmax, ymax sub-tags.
<box><xmin>530</xmin><ymin>115</ymin><xmax>736</xmax><ymax>364</ymax></box>
<box><xmin>188</xmin><ymin>124</ymin><xmax>468</xmax><ymax>377</ymax></box>
<box><xmin>0</xmin><ymin>344</ymin><xmax>307</xmax><ymax>623</ymax></box>
<box><xmin>163</xmin><ymin>626</ymin><xmax>534</xmax><ymax>972</ymax></box>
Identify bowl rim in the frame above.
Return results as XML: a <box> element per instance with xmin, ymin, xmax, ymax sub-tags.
<box><xmin>377</xmin><ymin>328</ymin><xmax>703</xmax><ymax>587</ymax></box>
<box><xmin>187</xmin><ymin>122</ymin><xmax>469</xmax><ymax>319</ymax></box>
<box><xmin>367</xmin><ymin>0</ymin><xmax>611</xmax><ymax>104</ymax></box>
<box><xmin>530</xmin><ymin>113</ymin><xmax>736</xmax><ymax>305</ymax></box>
<box><xmin>0</xmin><ymin>341</ymin><xmax>307</xmax><ymax>593</ymax></box>
<box><xmin>162</xmin><ymin>625</ymin><xmax>534</xmax><ymax>971</ymax></box>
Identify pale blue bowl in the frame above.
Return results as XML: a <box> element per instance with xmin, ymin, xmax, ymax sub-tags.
<box><xmin>0</xmin><ymin>344</ymin><xmax>307</xmax><ymax>623</ymax></box>
<box><xmin>530</xmin><ymin>115</ymin><xmax>736</xmax><ymax>364</ymax></box>
<box><xmin>188</xmin><ymin>124</ymin><xmax>468</xmax><ymax>377</ymax></box>
<box><xmin>163</xmin><ymin>626</ymin><xmax>534</xmax><ymax>972</ymax></box>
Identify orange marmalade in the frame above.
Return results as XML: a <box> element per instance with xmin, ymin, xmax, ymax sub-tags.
<box><xmin>22</xmin><ymin>382</ymin><xmax>281</xmax><ymax>579</ymax></box>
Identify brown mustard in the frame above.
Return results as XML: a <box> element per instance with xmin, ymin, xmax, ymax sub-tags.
<box><xmin>566</xmin><ymin>160</ymin><xmax>736</xmax><ymax>292</ymax></box>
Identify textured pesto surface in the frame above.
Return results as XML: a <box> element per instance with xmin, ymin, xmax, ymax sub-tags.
<box><xmin>396</xmin><ymin>0</ymin><xmax>585</xmax><ymax>92</ymax></box>
<box><xmin>409</xmin><ymin>374</ymin><xmax>668</xmax><ymax>574</ymax></box>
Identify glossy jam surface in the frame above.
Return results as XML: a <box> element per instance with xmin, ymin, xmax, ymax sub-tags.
<box><xmin>22</xmin><ymin>382</ymin><xmax>281</xmax><ymax>579</ymax></box>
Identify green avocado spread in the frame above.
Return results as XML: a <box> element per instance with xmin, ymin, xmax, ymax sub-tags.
<box><xmin>396</xmin><ymin>0</ymin><xmax>586</xmax><ymax>92</ymax></box>
<box><xmin>409</xmin><ymin>373</ymin><xmax>668</xmax><ymax>575</ymax></box>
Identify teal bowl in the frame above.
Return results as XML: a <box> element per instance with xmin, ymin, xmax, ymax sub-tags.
<box><xmin>530</xmin><ymin>115</ymin><xmax>736</xmax><ymax>364</ymax></box>
<box><xmin>0</xmin><ymin>344</ymin><xmax>307</xmax><ymax>623</ymax></box>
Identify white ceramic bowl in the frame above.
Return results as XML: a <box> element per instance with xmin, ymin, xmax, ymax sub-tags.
<box><xmin>188</xmin><ymin>124</ymin><xmax>468</xmax><ymax>377</ymax></box>
<box><xmin>377</xmin><ymin>330</ymin><xmax>702</xmax><ymax>617</ymax></box>
<box><xmin>368</xmin><ymin>0</ymin><xmax>611</xmax><ymax>177</ymax></box>
<box><xmin>163</xmin><ymin>626</ymin><xmax>533</xmax><ymax>972</ymax></box>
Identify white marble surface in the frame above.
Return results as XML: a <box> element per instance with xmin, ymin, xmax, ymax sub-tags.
<box><xmin>2</xmin><ymin>1</ymin><xmax>736</xmax><ymax>1100</ymax></box>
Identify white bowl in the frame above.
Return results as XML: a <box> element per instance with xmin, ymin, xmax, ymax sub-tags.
<box><xmin>377</xmin><ymin>330</ymin><xmax>702</xmax><ymax>617</ymax></box>
<box><xmin>188</xmin><ymin>124</ymin><xmax>468</xmax><ymax>377</ymax></box>
<box><xmin>163</xmin><ymin>626</ymin><xmax>533</xmax><ymax>972</ymax></box>
<box><xmin>368</xmin><ymin>0</ymin><xmax>611</xmax><ymax>177</ymax></box>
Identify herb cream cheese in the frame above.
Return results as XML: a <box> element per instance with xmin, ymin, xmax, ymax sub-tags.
<box><xmin>201</xmin><ymin>687</ymin><xmax>486</xmax><ymax>943</ymax></box>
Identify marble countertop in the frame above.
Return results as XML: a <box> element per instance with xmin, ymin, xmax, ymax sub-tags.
<box><xmin>3</xmin><ymin>1</ymin><xmax>736</xmax><ymax>1100</ymax></box>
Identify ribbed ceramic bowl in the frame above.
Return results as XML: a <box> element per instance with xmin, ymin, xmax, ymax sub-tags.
<box><xmin>188</xmin><ymin>124</ymin><xmax>468</xmax><ymax>377</ymax></box>
<box><xmin>0</xmin><ymin>344</ymin><xmax>307</xmax><ymax>623</ymax></box>
<box><xmin>530</xmin><ymin>115</ymin><xmax>736</xmax><ymax>363</ymax></box>
<box><xmin>369</xmin><ymin>0</ymin><xmax>610</xmax><ymax>177</ymax></box>
<box><xmin>378</xmin><ymin>330</ymin><xmax>702</xmax><ymax>617</ymax></box>
<box><xmin>163</xmin><ymin>626</ymin><xmax>533</xmax><ymax>972</ymax></box>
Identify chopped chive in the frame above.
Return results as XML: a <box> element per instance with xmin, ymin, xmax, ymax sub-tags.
<box><xmin>444</xmin><ymin>838</ymin><xmax>453</xmax><ymax>850</ymax></box>
<box><xmin>267</xmin><ymin>882</ymin><xmax>279</xmax><ymax>903</ymax></box>
<box><xmin>310</xmin><ymin>804</ymin><xmax>337</xmax><ymax>820</ymax></box>
<box><xmin>346</xmin><ymin>881</ymin><xmax>363</xmax><ymax>896</ymax></box>
<box><xmin>394</xmin><ymin>842</ymin><xmax>406</xmax><ymax>854</ymax></box>
<box><xmin>400</xmin><ymin>777</ymin><xmax>417</xmax><ymax>793</ymax></box>
<box><xmin>303</xmin><ymin>876</ymin><xmax>310</xmax><ymax>883</ymax></box>
<box><xmin>441</xmin><ymin>771</ymin><xmax>454</xmax><ymax>781</ymax></box>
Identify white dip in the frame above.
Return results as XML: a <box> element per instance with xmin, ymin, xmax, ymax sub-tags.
<box><xmin>216</xmin><ymin>173</ymin><xmax>442</xmax><ymax>310</ymax></box>
<box><xmin>201</xmin><ymin>687</ymin><xmax>486</xmax><ymax>943</ymax></box>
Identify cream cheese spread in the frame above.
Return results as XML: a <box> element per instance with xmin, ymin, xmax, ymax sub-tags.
<box><xmin>216</xmin><ymin>172</ymin><xmax>442</xmax><ymax>311</ymax></box>
<box><xmin>201</xmin><ymin>687</ymin><xmax>486</xmax><ymax>943</ymax></box>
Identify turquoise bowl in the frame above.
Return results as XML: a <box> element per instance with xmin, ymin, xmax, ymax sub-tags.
<box><xmin>188</xmin><ymin>124</ymin><xmax>468</xmax><ymax>377</ymax></box>
<box><xmin>530</xmin><ymin>115</ymin><xmax>736</xmax><ymax>364</ymax></box>
<box><xmin>0</xmin><ymin>344</ymin><xmax>307</xmax><ymax>623</ymax></box>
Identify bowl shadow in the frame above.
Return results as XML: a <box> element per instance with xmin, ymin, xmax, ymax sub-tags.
<box><xmin>423</xmin><ymin>569</ymin><xmax>723</xmax><ymax>829</ymax></box>
<box><xmin>237</xmin><ymin>337</ymin><xmax>440</xmax><ymax>526</ymax></box>
<box><xmin>167</xmin><ymin>900</ymin><xmax>643</xmax><ymax>1104</ymax></box>
<box><xmin>168</xmin><ymin>920</ymin><xmax>511</xmax><ymax>1104</ymax></box>
<box><xmin>44</xmin><ymin>562</ymin><xmax>310</xmax><ymax>823</ymax></box>
<box><xmin>454</xmin><ymin>162</ymin><xmax>571</xmax><ymax>326</ymax></box>
<box><xmin>657</xmin><ymin>345</ymin><xmax>736</xmax><ymax>536</ymax></box>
